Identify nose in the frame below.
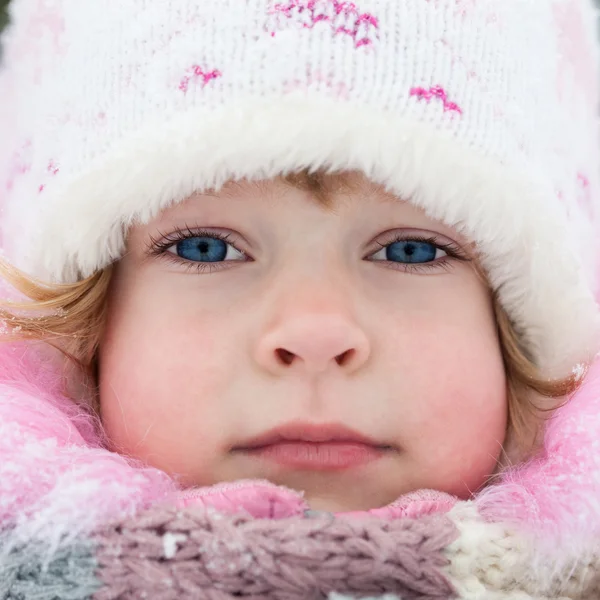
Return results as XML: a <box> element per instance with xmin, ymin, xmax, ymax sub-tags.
<box><xmin>254</xmin><ymin>310</ymin><xmax>371</xmax><ymax>376</ymax></box>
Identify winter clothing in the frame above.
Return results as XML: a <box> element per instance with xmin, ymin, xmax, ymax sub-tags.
<box><xmin>1</xmin><ymin>1</ymin><xmax>600</xmax><ymax>599</ymax></box>
<box><xmin>0</xmin><ymin>0</ymin><xmax>599</xmax><ymax>376</ymax></box>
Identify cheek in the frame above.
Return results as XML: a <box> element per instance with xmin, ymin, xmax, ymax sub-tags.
<box><xmin>419</xmin><ymin>376</ymin><xmax>507</xmax><ymax>496</ymax></box>
<box><xmin>380</xmin><ymin>276</ymin><xmax>507</xmax><ymax>496</ymax></box>
<box><xmin>97</xmin><ymin>274</ymin><xmax>233</xmax><ymax>482</ymax></box>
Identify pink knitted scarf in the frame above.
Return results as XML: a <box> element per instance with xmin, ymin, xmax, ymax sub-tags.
<box><xmin>93</xmin><ymin>504</ymin><xmax>457</xmax><ymax>599</ymax></box>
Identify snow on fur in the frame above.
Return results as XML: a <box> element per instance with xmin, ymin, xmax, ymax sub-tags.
<box><xmin>0</xmin><ymin>341</ymin><xmax>174</xmax><ymax>561</ymax></box>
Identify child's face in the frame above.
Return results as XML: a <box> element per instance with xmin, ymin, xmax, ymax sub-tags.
<box><xmin>99</xmin><ymin>173</ymin><xmax>507</xmax><ymax>512</ymax></box>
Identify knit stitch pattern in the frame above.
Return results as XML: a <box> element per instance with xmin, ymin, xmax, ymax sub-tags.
<box><xmin>93</xmin><ymin>506</ymin><xmax>456</xmax><ymax>599</ymax></box>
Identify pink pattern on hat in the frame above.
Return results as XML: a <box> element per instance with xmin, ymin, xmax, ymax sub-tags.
<box><xmin>178</xmin><ymin>65</ymin><xmax>222</xmax><ymax>94</ymax></box>
<box><xmin>410</xmin><ymin>85</ymin><xmax>463</xmax><ymax>115</ymax></box>
<box><xmin>38</xmin><ymin>160</ymin><xmax>60</xmax><ymax>194</ymax></box>
<box><xmin>270</xmin><ymin>1</ymin><xmax>379</xmax><ymax>48</ymax></box>
<box><xmin>47</xmin><ymin>160</ymin><xmax>60</xmax><ymax>176</ymax></box>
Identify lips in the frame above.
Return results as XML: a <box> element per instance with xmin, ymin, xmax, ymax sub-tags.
<box><xmin>232</xmin><ymin>422</ymin><xmax>393</xmax><ymax>471</ymax></box>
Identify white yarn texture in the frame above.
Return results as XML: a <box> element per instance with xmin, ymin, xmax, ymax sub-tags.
<box><xmin>0</xmin><ymin>0</ymin><xmax>599</xmax><ymax>376</ymax></box>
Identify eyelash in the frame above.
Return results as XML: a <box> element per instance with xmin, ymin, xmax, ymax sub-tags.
<box><xmin>146</xmin><ymin>227</ymin><xmax>470</xmax><ymax>275</ymax></box>
<box><xmin>371</xmin><ymin>234</ymin><xmax>468</xmax><ymax>274</ymax></box>
<box><xmin>146</xmin><ymin>227</ymin><xmax>238</xmax><ymax>275</ymax></box>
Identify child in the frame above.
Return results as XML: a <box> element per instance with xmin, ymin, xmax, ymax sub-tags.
<box><xmin>1</xmin><ymin>0</ymin><xmax>599</xmax><ymax>598</ymax></box>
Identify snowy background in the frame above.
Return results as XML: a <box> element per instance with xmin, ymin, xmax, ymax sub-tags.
<box><xmin>0</xmin><ymin>0</ymin><xmax>7</xmax><ymax>34</ymax></box>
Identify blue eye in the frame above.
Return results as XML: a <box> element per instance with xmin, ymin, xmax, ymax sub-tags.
<box><xmin>170</xmin><ymin>236</ymin><xmax>244</xmax><ymax>262</ymax></box>
<box><xmin>386</xmin><ymin>240</ymin><xmax>440</xmax><ymax>263</ymax></box>
<box><xmin>370</xmin><ymin>239</ymin><xmax>447</xmax><ymax>264</ymax></box>
<box><xmin>176</xmin><ymin>237</ymin><xmax>226</xmax><ymax>262</ymax></box>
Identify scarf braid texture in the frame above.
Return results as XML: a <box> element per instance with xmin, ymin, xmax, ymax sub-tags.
<box><xmin>1</xmin><ymin>340</ymin><xmax>600</xmax><ymax>600</ymax></box>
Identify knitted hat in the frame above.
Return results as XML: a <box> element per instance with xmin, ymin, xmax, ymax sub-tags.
<box><xmin>0</xmin><ymin>0</ymin><xmax>599</xmax><ymax>378</ymax></box>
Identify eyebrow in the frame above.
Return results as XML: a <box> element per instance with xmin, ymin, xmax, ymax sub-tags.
<box><xmin>213</xmin><ymin>169</ymin><xmax>365</xmax><ymax>212</ymax></box>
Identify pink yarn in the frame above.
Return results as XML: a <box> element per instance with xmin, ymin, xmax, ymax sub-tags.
<box><xmin>93</xmin><ymin>503</ymin><xmax>457</xmax><ymax>599</ymax></box>
<box><xmin>410</xmin><ymin>86</ymin><xmax>463</xmax><ymax>114</ymax></box>
<box><xmin>47</xmin><ymin>160</ymin><xmax>59</xmax><ymax>176</ymax></box>
<box><xmin>178</xmin><ymin>66</ymin><xmax>222</xmax><ymax>94</ymax></box>
<box><xmin>270</xmin><ymin>0</ymin><xmax>379</xmax><ymax>48</ymax></box>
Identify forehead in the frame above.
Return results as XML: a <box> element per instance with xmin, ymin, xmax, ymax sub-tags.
<box><xmin>147</xmin><ymin>170</ymin><xmax>396</xmax><ymax>226</ymax></box>
<box><xmin>146</xmin><ymin>170</ymin><xmax>472</xmax><ymax>247</ymax></box>
<box><xmin>205</xmin><ymin>170</ymin><xmax>403</xmax><ymax>209</ymax></box>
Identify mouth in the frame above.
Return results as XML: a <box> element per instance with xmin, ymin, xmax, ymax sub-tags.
<box><xmin>231</xmin><ymin>421</ymin><xmax>394</xmax><ymax>471</ymax></box>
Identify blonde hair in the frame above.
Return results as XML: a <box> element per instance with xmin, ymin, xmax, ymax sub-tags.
<box><xmin>0</xmin><ymin>170</ymin><xmax>582</xmax><ymax>459</ymax></box>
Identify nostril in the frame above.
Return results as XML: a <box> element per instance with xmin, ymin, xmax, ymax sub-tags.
<box><xmin>335</xmin><ymin>349</ymin><xmax>355</xmax><ymax>366</ymax></box>
<box><xmin>276</xmin><ymin>348</ymin><xmax>295</xmax><ymax>365</ymax></box>
<box><xmin>274</xmin><ymin>348</ymin><xmax>357</xmax><ymax>368</ymax></box>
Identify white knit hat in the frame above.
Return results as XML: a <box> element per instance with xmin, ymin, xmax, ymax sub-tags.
<box><xmin>0</xmin><ymin>0</ymin><xmax>599</xmax><ymax>377</ymax></box>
